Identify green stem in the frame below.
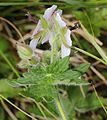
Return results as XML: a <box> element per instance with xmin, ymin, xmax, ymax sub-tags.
<box><xmin>93</xmin><ymin>85</ymin><xmax>107</xmax><ymax>115</ymax></box>
<box><xmin>55</xmin><ymin>99</ymin><xmax>67</xmax><ymax>120</ymax></box>
<box><xmin>34</xmin><ymin>101</ymin><xmax>47</xmax><ymax>120</ymax></box>
<box><xmin>39</xmin><ymin>102</ymin><xmax>58</xmax><ymax>120</ymax></box>
<box><xmin>51</xmin><ymin>44</ymin><xmax>54</xmax><ymax>63</ymax></box>
<box><xmin>0</xmin><ymin>94</ymin><xmax>37</xmax><ymax>120</ymax></box>
<box><xmin>19</xmin><ymin>94</ymin><xmax>48</xmax><ymax>120</ymax></box>
<box><xmin>0</xmin><ymin>50</ymin><xmax>20</xmax><ymax>77</ymax></box>
<box><xmin>51</xmin><ymin>32</ymin><xmax>55</xmax><ymax>63</ymax></box>
<box><xmin>72</xmin><ymin>46</ymin><xmax>107</xmax><ymax>65</ymax></box>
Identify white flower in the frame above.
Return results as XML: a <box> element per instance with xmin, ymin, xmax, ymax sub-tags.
<box><xmin>30</xmin><ymin>5</ymin><xmax>72</xmax><ymax>58</ymax></box>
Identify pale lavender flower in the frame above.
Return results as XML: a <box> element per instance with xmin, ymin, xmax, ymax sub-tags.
<box><xmin>55</xmin><ymin>12</ymin><xmax>72</xmax><ymax>58</ymax></box>
<box><xmin>30</xmin><ymin>5</ymin><xmax>72</xmax><ymax>58</ymax></box>
<box><xmin>30</xmin><ymin>5</ymin><xmax>57</xmax><ymax>50</ymax></box>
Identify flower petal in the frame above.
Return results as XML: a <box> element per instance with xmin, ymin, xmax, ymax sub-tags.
<box><xmin>29</xmin><ymin>37</ymin><xmax>40</xmax><ymax>51</ymax></box>
<box><xmin>55</xmin><ymin>12</ymin><xmax>66</xmax><ymax>27</ymax></box>
<box><xmin>61</xmin><ymin>30</ymin><xmax>72</xmax><ymax>58</ymax></box>
<box><xmin>43</xmin><ymin>5</ymin><xmax>57</xmax><ymax>20</ymax></box>
<box><xmin>65</xmin><ymin>29</ymin><xmax>72</xmax><ymax>46</ymax></box>
<box><xmin>31</xmin><ymin>20</ymin><xmax>41</xmax><ymax>38</ymax></box>
<box><xmin>61</xmin><ymin>44</ymin><xmax>70</xmax><ymax>58</ymax></box>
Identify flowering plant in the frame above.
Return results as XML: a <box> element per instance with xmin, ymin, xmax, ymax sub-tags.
<box><xmin>15</xmin><ymin>5</ymin><xmax>90</xmax><ymax>120</ymax></box>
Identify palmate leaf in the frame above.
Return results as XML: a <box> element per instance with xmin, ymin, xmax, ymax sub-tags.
<box><xmin>14</xmin><ymin>57</ymin><xmax>90</xmax><ymax>100</ymax></box>
<box><xmin>16</xmin><ymin>65</ymin><xmax>57</xmax><ymax>100</ymax></box>
<box><xmin>23</xmin><ymin>76</ymin><xmax>57</xmax><ymax>101</ymax></box>
<box><xmin>53</xmin><ymin>62</ymin><xmax>90</xmax><ymax>86</ymax></box>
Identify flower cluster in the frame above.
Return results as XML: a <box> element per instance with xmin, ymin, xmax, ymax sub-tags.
<box><xmin>29</xmin><ymin>5</ymin><xmax>72</xmax><ymax>58</ymax></box>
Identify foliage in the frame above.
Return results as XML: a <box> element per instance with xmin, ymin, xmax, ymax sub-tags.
<box><xmin>11</xmin><ymin>57</ymin><xmax>89</xmax><ymax>101</ymax></box>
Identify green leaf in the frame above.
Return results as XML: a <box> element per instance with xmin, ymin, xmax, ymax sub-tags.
<box><xmin>74</xmin><ymin>63</ymin><xmax>90</xmax><ymax>73</ymax></box>
<box><xmin>56</xmin><ymin>70</ymin><xmax>81</xmax><ymax>80</ymax></box>
<box><xmin>54</xmin><ymin>79</ymin><xmax>89</xmax><ymax>86</ymax></box>
<box><xmin>75</xmin><ymin>93</ymin><xmax>107</xmax><ymax>113</ymax></box>
<box><xmin>15</xmin><ymin>65</ymin><xmax>57</xmax><ymax>100</ymax></box>
<box><xmin>12</xmin><ymin>57</ymin><xmax>89</xmax><ymax>101</ymax></box>
<box><xmin>67</xmin><ymin>86</ymin><xmax>88</xmax><ymax>106</ymax></box>
<box><xmin>0</xmin><ymin>79</ymin><xmax>22</xmax><ymax>98</ymax></box>
<box><xmin>47</xmin><ymin>57</ymin><xmax>69</xmax><ymax>73</ymax></box>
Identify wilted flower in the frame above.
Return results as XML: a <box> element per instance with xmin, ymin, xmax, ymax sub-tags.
<box><xmin>30</xmin><ymin>5</ymin><xmax>72</xmax><ymax>58</ymax></box>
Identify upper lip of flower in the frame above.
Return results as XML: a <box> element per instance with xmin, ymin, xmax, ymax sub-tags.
<box><xmin>31</xmin><ymin>5</ymin><xmax>57</xmax><ymax>38</ymax></box>
<box><xmin>43</xmin><ymin>5</ymin><xmax>57</xmax><ymax>20</ymax></box>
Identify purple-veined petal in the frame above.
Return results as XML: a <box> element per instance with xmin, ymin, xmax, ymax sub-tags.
<box><xmin>61</xmin><ymin>29</ymin><xmax>72</xmax><ymax>58</ymax></box>
<box><xmin>43</xmin><ymin>5</ymin><xmax>57</xmax><ymax>20</ymax></box>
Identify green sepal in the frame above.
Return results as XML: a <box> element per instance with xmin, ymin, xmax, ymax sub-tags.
<box><xmin>33</xmin><ymin>30</ymin><xmax>44</xmax><ymax>39</ymax></box>
<box><xmin>38</xmin><ymin>31</ymin><xmax>47</xmax><ymax>44</ymax></box>
<box><xmin>29</xmin><ymin>56</ymin><xmax>37</xmax><ymax>65</ymax></box>
<box><xmin>17</xmin><ymin>59</ymin><xmax>30</xmax><ymax>68</ymax></box>
<box><xmin>17</xmin><ymin>44</ymin><xmax>33</xmax><ymax>59</ymax></box>
<box><xmin>40</xmin><ymin>16</ymin><xmax>48</xmax><ymax>29</ymax></box>
<box><xmin>17</xmin><ymin>57</ymin><xmax>37</xmax><ymax>69</ymax></box>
